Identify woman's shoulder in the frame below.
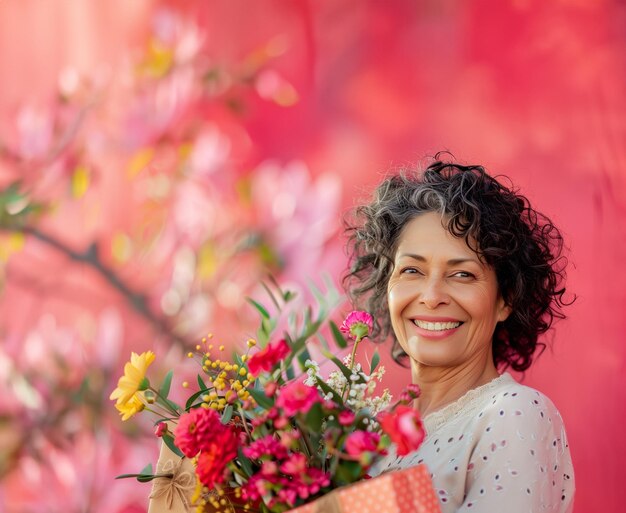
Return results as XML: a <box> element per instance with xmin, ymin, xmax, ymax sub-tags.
<box><xmin>472</xmin><ymin>373</ymin><xmax>570</xmax><ymax>450</ymax></box>
<box><xmin>485</xmin><ymin>373</ymin><xmax>565</xmax><ymax>423</ymax></box>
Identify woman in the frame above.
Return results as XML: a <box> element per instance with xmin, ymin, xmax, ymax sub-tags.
<box><xmin>345</xmin><ymin>158</ymin><xmax>575</xmax><ymax>512</ymax></box>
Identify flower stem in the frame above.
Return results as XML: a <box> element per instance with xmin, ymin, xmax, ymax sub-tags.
<box><xmin>341</xmin><ymin>335</ymin><xmax>362</xmax><ymax>401</ymax></box>
<box><xmin>149</xmin><ymin>386</ymin><xmax>180</xmax><ymax>417</ymax></box>
<box><xmin>349</xmin><ymin>336</ymin><xmax>362</xmax><ymax>372</ymax></box>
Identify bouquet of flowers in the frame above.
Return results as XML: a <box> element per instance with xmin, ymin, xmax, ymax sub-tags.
<box><xmin>111</xmin><ymin>282</ymin><xmax>431</xmax><ymax>513</ymax></box>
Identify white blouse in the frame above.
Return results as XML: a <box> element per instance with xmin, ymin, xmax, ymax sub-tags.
<box><xmin>372</xmin><ymin>373</ymin><xmax>575</xmax><ymax>512</ymax></box>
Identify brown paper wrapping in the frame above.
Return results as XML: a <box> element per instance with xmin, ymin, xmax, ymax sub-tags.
<box><xmin>148</xmin><ymin>441</ymin><xmax>196</xmax><ymax>513</ymax></box>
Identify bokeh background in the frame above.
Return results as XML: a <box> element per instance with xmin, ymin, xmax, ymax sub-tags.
<box><xmin>0</xmin><ymin>1</ymin><xmax>624</xmax><ymax>512</ymax></box>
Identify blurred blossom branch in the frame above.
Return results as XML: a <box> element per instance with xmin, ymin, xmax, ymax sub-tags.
<box><xmin>5</xmin><ymin>224</ymin><xmax>190</xmax><ymax>347</ymax></box>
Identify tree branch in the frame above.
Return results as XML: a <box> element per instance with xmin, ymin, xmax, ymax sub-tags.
<box><xmin>9</xmin><ymin>225</ymin><xmax>190</xmax><ymax>347</ymax></box>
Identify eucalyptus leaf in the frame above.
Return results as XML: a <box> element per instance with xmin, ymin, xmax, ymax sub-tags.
<box><xmin>369</xmin><ymin>350</ymin><xmax>381</xmax><ymax>374</ymax></box>
<box><xmin>159</xmin><ymin>370</ymin><xmax>173</xmax><ymax>399</ymax></box>
<box><xmin>248</xmin><ymin>386</ymin><xmax>273</xmax><ymax>410</ymax></box>
<box><xmin>303</xmin><ymin>402</ymin><xmax>324</xmax><ymax>432</ymax></box>
<box><xmin>329</xmin><ymin>321</ymin><xmax>347</xmax><ymax>349</ymax></box>
<box><xmin>221</xmin><ymin>404</ymin><xmax>233</xmax><ymax>424</ymax></box>
<box><xmin>162</xmin><ymin>433</ymin><xmax>184</xmax><ymax>458</ymax></box>
<box><xmin>246</xmin><ymin>298</ymin><xmax>270</xmax><ymax>319</ymax></box>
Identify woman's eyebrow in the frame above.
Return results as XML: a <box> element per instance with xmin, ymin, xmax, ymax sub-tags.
<box><xmin>397</xmin><ymin>253</ymin><xmax>481</xmax><ymax>266</ymax></box>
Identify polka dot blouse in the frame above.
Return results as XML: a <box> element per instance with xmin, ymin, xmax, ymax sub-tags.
<box><xmin>371</xmin><ymin>373</ymin><xmax>575</xmax><ymax>512</ymax></box>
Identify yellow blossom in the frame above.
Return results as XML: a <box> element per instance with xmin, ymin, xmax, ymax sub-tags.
<box><xmin>114</xmin><ymin>393</ymin><xmax>145</xmax><ymax>421</ymax></box>
<box><xmin>109</xmin><ymin>351</ymin><xmax>155</xmax><ymax>407</ymax></box>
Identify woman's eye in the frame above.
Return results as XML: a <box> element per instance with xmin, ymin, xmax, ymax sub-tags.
<box><xmin>400</xmin><ymin>267</ymin><xmax>419</xmax><ymax>274</ymax></box>
<box><xmin>452</xmin><ymin>271</ymin><xmax>474</xmax><ymax>278</ymax></box>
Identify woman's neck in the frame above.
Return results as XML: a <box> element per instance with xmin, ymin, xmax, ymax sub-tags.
<box><xmin>411</xmin><ymin>359</ymin><xmax>500</xmax><ymax>417</ymax></box>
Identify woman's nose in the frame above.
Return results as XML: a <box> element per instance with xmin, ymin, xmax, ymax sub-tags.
<box><xmin>419</xmin><ymin>277</ymin><xmax>450</xmax><ymax>309</ymax></box>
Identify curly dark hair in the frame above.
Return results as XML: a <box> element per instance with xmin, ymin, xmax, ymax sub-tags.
<box><xmin>344</xmin><ymin>157</ymin><xmax>571</xmax><ymax>372</ymax></box>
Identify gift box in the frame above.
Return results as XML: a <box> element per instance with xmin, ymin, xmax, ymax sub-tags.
<box><xmin>148</xmin><ymin>442</ymin><xmax>441</xmax><ymax>513</ymax></box>
<box><xmin>288</xmin><ymin>465</ymin><xmax>441</xmax><ymax>513</ymax></box>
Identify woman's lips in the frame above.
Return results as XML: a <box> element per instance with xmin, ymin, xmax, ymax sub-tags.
<box><xmin>411</xmin><ymin>319</ymin><xmax>464</xmax><ymax>340</ymax></box>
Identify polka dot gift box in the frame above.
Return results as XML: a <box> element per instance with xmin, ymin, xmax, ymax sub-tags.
<box><xmin>288</xmin><ymin>465</ymin><xmax>441</xmax><ymax>513</ymax></box>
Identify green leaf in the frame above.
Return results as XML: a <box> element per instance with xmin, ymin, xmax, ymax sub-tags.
<box><xmin>159</xmin><ymin>370</ymin><xmax>173</xmax><ymax>399</ymax></box>
<box><xmin>162</xmin><ymin>433</ymin><xmax>184</xmax><ymax>458</ymax></box>
<box><xmin>261</xmin><ymin>281</ymin><xmax>282</xmax><ymax>311</ymax></box>
<box><xmin>333</xmin><ymin>460</ymin><xmax>363</xmax><ymax>485</ymax></box>
<box><xmin>316</xmin><ymin>333</ymin><xmax>330</xmax><ymax>352</ymax></box>
<box><xmin>116</xmin><ymin>464</ymin><xmax>161</xmax><ymax>482</ymax></box>
<box><xmin>237</xmin><ymin>447</ymin><xmax>254</xmax><ymax>476</ymax></box>
<box><xmin>303</xmin><ymin>402</ymin><xmax>324</xmax><ymax>432</ymax></box>
<box><xmin>322</xmin><ymin>350</ymin><xmax>366</xmax><ymax>385</ymax></box>
<box><xmin>329</xmin><ymin>321</ymin><xmax>347</xmax><ymax>349</ymax></box>
<box><xmin>285</xmin><ymin>362</ymin><xmax>295</xmax><ymax>381</ymax></box>
<box><xmin>246</xmin><ymin>298</ymin><xmax>270</xmax><ymax>319</ymax></box>
<box><xmin>296</xmin><ymin>347</ymin><xmax>312</xmax><ymax>371</ymax></box>
<box><xmin>185</xmin><ymin>390</ymin><xmax>205</xmax><ymax>410</ymax></box>
<box><xmin>221</xmin><ymin>404</ymin><xmax>233</xmax><ymax>424</ymax></box>
<box><xmin>197</xmin><ymin>374</ymin><xmax>208</xmax><ymax>390</ymax></box>
<box><xmin>315</xmin><ymin>378</ymin><xmax>343</xmax><ymax>406</ymax></box>
<box><xmin>248</xmin><ymin>386</ymin><xmax>273</xmax><ymax>410</ymax></box>
<box><xmin>156</xmin><ymin>395</ymin><xmax>181</xmax><ymax>414</ymax></box>
<box><xmin>369</xmin><ymin>350</ymin><xmax>381</xmax><ymax>374</ymax></box>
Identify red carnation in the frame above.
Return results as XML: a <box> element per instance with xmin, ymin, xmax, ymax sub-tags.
<box><xmin>378</xmin><ymin>405</ymin><xmax>425</xmax><ymax>456</ymax></box>
<box><xmin>248</xmin><ymin>339</ymin><xmax>290</xmax><ymax>377</ymax></box>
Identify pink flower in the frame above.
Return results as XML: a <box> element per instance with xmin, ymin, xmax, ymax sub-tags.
<box><xmin>344</xmin><ymin>430</ymin><xmax>381</xmax><ymax>457</ymax></box>
<box><xmin>378</xmin><ymin>405</ymin><xmax>425</xmax><ymax>456</ymax></box>
<box><xmin>275</xmin><ymin>380</ymin><xmax>321</xmax><ymax>416</ymax></box>
<box><xmin>399</xmin><ymin>383</ymin><xmax>422</xmax><ymax>403</ymax></box>
<box><xmin>338</xmin><ymin>410</ymin><xmax>356</xmax><ymax>426</ymax></box>
<box><xmin>264</xmin><ymin>381</ymin><xmax>278</xmax><ymax>397</ymax></box>
<box><xmin>154</xmin><ymin>422</ymin><xmax>168</xmax><ymax>438</ymax></box>
<box><xmin>243</xmin><ymin>435</ymin><xmax>289</xmax><ymax>460</ymax></box>
<box><xmin>173</xmin><ymin>407</ymin><xmax>223</xmax><ymax>458</ymax></box>
<box><xmin>248</xmin><ymin>339</ymin><xmax>290</xmax><ymax>376</ymax></box>
<box><xmin>279</xmin><ymin>452</ymin><xmax>307</xmax><ymax>476</ymax></box>
<box><xmin>195</xmin><ymin>427</ymin><xmax>239</xmax><ymax>488</ymax></box>
<box><xmin>340</xmin><ymin>311</ymin><xmax>374</xmax><ymax>340</ymax></box>
<box><xmin>260</xmin><ymin>460</ymin><xmax>279</xmax><ymax>476</ymax></box>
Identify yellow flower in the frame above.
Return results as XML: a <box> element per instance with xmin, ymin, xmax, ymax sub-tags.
<box><xmin>110</xmin><ymin>351</ymin><xmax>155</xmax><ymax>407</ymax></box>
<box><xmin>114</xmin><ymin>393</ymin><xmax>145</xmax><ymax>421</ymax></box>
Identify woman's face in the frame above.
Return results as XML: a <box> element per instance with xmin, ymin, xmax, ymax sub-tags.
<box><xmin>387</xmin><ymin>212</ymin><xmax>511</xmax><ymax>370</ymax></box>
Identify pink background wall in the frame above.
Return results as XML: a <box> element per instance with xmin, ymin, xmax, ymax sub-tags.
<box><xmin>0</xmin><ymin>1</ymin><xmax>624</xmax><ymax>512</ymax></box>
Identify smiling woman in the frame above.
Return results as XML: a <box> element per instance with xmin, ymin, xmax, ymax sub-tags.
<box><xmin>344</xmin><ymin>156</ymin><xmax>575</xmax><ymax>512</ymax></box>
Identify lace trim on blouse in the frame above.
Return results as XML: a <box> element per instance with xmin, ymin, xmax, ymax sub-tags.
<box><xmin>423</xmin><ymin>372</ymin><xmax>514</xmax><ymax>435</ymax></box>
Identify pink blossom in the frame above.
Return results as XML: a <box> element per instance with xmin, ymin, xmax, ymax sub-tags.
<box><xmin>154</xmin><ymin>423</ymin><xmax>168</xmax><ymax>437</ymax></box>
<box><xmin>399</xmin><ymin>383</ymin><xmax>422</xmax><ymax>403</ymax></box>
<box><xmin>243</xmin><ymin>435</ymin><xmax>289</xmax><ymax>460</ymax></box>
<box><xmin>338</xmin><ymin>410</ymin><xmax>356</xmax><ymax>426</ymax></box>
<box><xmin>344</xmin><ymin>430</ymin><xmax>381</xmax><ymax>457</ymax></box>
<box><xmin>279</xmin><ymin>452</ymin><xmax>307</xmax><ymax>476</ymax></box>
<box><xmin>247</xmin><ymin>339</ymin><xmax>290</xmax><ymax>376</ymax></box>
<box><xmin>340</xmin><ymin>311</ymin><xmax>374</xmax><ymax>340</ymax></box>
<box><xmin>264</xmin><ymin>381</ymin><xmax>278</xmax><ymax>397</ymax></box>
<box><xmin>275</xmin><ymin>380</ymin><xmax>321</xmax><ymax>416</ymax></box>
<box><xmin>260</xmin><ymin>460</ymin><xmax>279</xmax><ymax>476</ymax></box>
<box><xmin>378</xmin><ymin>405</ymin><xmax>425</xmax><ymax>456</ymax></box>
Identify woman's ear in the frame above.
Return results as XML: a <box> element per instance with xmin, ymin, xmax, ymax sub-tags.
<box><xmin>497</xmin><ymin>298</ymin><xmax>513</xmax><ymax>322</ymax></box>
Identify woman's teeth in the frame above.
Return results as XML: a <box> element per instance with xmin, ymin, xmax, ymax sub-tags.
<box><xmin>413</xmin><ymin>320</ymin><xmax>462</xmax><ymax>331</ymax></box>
